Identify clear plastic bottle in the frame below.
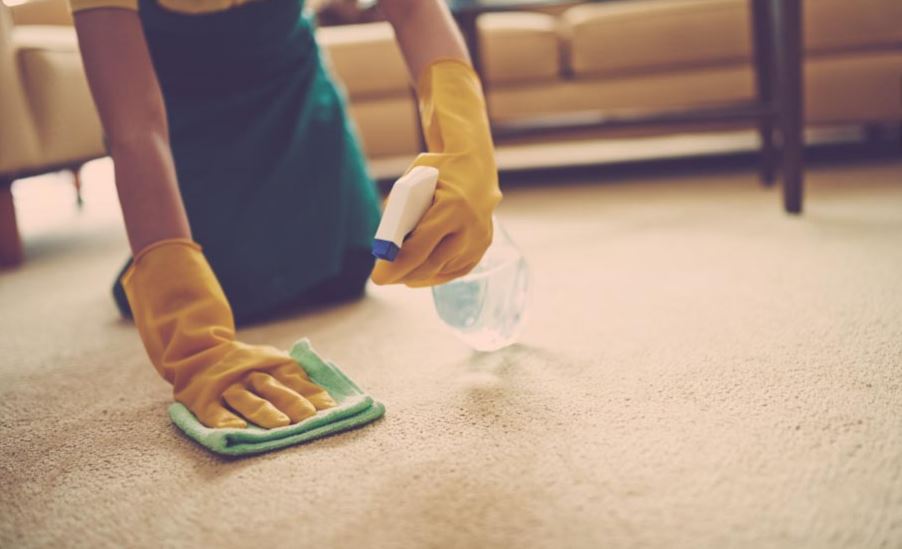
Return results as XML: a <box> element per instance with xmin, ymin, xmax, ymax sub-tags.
<box><xmin>431</xmin><ymin>219</ymin><xmax>530</xmax><ymax>352</ymax></box>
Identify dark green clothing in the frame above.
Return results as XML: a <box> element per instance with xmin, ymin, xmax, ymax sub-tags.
<box><xmin>116</xmin><ymin>0</ymin><xmax>381</xmax><ymax>322</ymax></box>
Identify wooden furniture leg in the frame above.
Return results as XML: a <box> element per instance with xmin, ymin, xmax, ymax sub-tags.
<box><xmin>0</xmin><ymin>177</ymin><xmax>23</xmax><ymax>267</ymax></box>
<box><xmin>72</xmin><ymin>165</ymin><xmax>84</xmax><ymax>208</ymax></box>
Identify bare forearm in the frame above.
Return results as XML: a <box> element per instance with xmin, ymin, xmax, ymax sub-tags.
<box><xmin>110</xmin><ymin>133</ymin><xmax>190</xmax><ymax>252</ymax></box>
<box><xmin>379</xmin><ymin>0</ymin><xmax>470</xmax><ymax>81</ymax></box>
<box><xmin>74</xmin><ymin>10</ymin><xmax>190</xmax><ymax>254</ymax></box>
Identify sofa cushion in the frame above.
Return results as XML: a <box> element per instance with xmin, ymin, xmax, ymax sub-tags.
<box><xmin>488</xmin><ymin>50</ymin><xmax>902</xmax><ymax>127</ymax></box>
<box><xmin>804</xmin><ymin>51</ymin><xmax>902</xmax><ymax>123</ymax></box>
<box><xmin>346</xmin><ymin>96</ymin><xmax>421</xmax><ymax>159</ymax></box>
<box><xmin>317</xmin><ymin>22</ymin><xmax>410</xmax><ymax>100</ymax></box>
<box><xmin>13</xmin><ymin>26</ymin><xmax>104</xmax><ymax>167</ymax></box>
<box><xmin>805</xmin><ymin>0</ymin><xmax>902</xmax><ymax>55</ymax></box>
<box><xmin>563</xmin><ymin>0</ymin><xmax>751</xmax><ymax>78</ymax></box>
<box><xmin>478</xmin><ymin>12</ymin><xmax>561</xmax><ymax>85</ymax></box>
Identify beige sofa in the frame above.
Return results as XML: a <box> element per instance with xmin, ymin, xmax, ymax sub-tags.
<box><xmin>2</xmin><ymin>0</ymin><xmax>901</xmax><ymax>265</ymax></box>
<box><xmin>0</xmin><ymin>0</ymin><xmax>102</xmax><ymax>265</ymax></box>
<box><xmin>327</xmin><ymin>0</ymin><xmax>902</xmax><ymax>163</ymax></box>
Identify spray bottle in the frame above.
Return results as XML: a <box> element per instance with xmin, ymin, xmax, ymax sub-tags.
<box><xmin>373</xmin><ymin>167</ymin><xmax>530</xmax><ymax>352</ymax></box>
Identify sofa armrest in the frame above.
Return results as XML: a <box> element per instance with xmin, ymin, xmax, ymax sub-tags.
<box><xmin>0</xmin><ymin>3</ymin><xmax>42</xmax><ymax>175</ymax></box>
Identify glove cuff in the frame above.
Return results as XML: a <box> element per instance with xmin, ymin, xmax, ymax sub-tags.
<box><xmin>134</xmin><ymin>237</ymin><xmax>200</xmax><ymax>265</ymax></box>
<box><xmin>415</xmin><ymin>57</ymin><xmax>480</xmax><ymax>97</ymax></box>
<box><xmin>122</xmin><ymin>237</ymin><xmax>235</xmax><ymax>384</ymax></box>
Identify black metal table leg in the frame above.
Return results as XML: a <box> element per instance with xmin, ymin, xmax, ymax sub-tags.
<box><xmin>751</xmin><ymin>0</ymin><xmax>776</xmax><ymax>187</ymax></box>
<box><xmin>772</xmin><ymin>0</ymin><xmax>804</xmax><ymax>214</ymax></box>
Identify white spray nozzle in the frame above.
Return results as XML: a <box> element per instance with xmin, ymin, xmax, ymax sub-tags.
<box><xmin>372</xmin><ymin>166</ymin><xmax>439</xmax><ymax>261</ymax></box>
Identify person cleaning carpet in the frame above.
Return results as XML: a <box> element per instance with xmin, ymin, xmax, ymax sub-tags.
<box><xmin>70</xmin><ymin>0</ymin><xmax>501</xmax><ymax>450</ymax></box>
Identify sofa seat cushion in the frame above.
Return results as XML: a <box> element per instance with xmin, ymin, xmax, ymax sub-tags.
<box><xmin>478</xmin><ymin>11</ymin><xmax>561</xmax><ymax>85</ymax></box>
<box><xmin>12</xmin><ymin>25</ymin><xmax>104</xmax><ymax>169</ymax></box>
<box><xmin>317</xmin><ymin>22</ymin><xmax>410</xmax><ymax>100</ymax></box>
<box><xmin>803</xmin><ymin>51</ymin><xmax>902</xmax><ymax>123</ymax></box>
<box><xmin>346</xmin><ymin>96</ymin><xmax>421</xmax><ymax>159</ymax></box>
<box><xmin>563</xmin><ymin>0</ymin><xmax>752</xmax><ymax>78</ymax></box>
<box><xmin>488</xmin><ymin>50</ymin><xmax>902</xmax><ymax>126</ymax></box>
<box><xmin>487</xmin><ymin>65</ymin><xmax>754</xmax><ymax>121</ymax></box>
<box><xmin>805</xmin><ymin>0</ymin><xmax>902</xmax><ymax>55</ymax></box>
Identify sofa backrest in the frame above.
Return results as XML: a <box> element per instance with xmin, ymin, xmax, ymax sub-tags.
<box><xmin>9</xmin><ymin>0</ymin><xmax>73</xmax><ymax>26</ymax></box>
<box><xmin>562</xmin><ymin>0</ymin><xmax>902</xmax><ymax>79</ymax></box>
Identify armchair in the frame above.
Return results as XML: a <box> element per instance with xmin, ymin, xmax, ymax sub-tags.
<box><xmin>0</xmin><ymin>0</ymin><xmax>104</xmax><ymax>266</ymax></box>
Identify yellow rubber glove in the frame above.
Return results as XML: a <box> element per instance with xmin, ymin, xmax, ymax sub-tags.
<box><xmin>122</xmin><ymin>239</ymin><xmax>336</xmax><ymax>429</ymax></box>
<box><xmin>371</xmin><ymin>59</ymin><xmax>502</xmax><ymax>287</ymax></box>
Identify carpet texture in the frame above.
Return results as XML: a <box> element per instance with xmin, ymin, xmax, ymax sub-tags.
<box><xmin>1</xmin><ymin>158</ymin><xmax>901</xmax><ymax>548</ymax></box>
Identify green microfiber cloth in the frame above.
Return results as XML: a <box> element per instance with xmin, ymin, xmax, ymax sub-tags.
<box><xmin>168</xmin><ymin>339</ymin><xmax>385</xmax><ymax>456</ymax></box>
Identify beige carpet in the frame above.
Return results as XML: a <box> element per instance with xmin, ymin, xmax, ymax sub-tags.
<box><xmin>2</xmin><ymin>158</ymin><xmax>901</xmax><ymax>548</ymax></box>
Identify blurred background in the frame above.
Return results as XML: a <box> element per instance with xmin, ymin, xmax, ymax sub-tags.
<box><xmin>1</xmin><ymin>0</ymin><xmax>900</xmax><ymax>267</ymax></box>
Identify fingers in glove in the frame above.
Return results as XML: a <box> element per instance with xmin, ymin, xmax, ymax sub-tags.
<box><xmin>400</xmin><ymin>233</ymin><xmax>469</xmax><ymax>287</ymax></box>
<box><xmin>222</xmin><ymin>382</ymin><xmax>290</xmax><ymax>429</ymax></box>
<box><xmin>196</xmin><ymin>403</ymin><xmax>248</xmax><ymax>429</ymax></box>
<box><xmin>404</xmin><ymin>260</ymin><xmax>480</xmax><ymax>288</ymax></box>
<box><xmin>247</xmin><ymin>372</ymin><xmax>317</xmax><ymax>423</ymax></box>
<box><xmin>272</xmin><ymin>364</ymin><xmax>337</xmax><ymax>411</ymax></box>
<box><xmin>371</xmin><ymin>206</ymin><xmax>450</xmax><ymax>285</ymax></box>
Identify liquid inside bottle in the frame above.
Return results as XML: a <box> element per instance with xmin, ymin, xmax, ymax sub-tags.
<box><xmin>431</xmin><ymin>220</ymin><xmax>530</xmax><ymax>352</ymax></box>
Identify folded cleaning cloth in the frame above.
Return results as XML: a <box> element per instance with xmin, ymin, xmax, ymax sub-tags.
<box><xmin>168</xmin><ymin>339</ymin><xmax>385</xmax><ymax>456</ymax></box>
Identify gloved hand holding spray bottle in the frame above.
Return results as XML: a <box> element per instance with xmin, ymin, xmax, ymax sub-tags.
<box><xmin>370</xmin><ymin>60</ymin><xmax>529</xmax><ymax>352</ymax></box>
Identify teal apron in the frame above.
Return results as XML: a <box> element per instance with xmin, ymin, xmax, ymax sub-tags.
<box><xmin>114</xmin><ymin>0</ymin><xmax>381</xmax><ymax>323</ymax></box>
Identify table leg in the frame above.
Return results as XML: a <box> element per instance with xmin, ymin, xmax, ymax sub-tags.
<box><xmin>751</xmin><ymin>0</ymin><xmax>776</xmax><ymax>187</ymax></box>
<box><xmin>772</xmin><ymin>0</ymin><xmax>804</xmax><ymax>214</ymax></box>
